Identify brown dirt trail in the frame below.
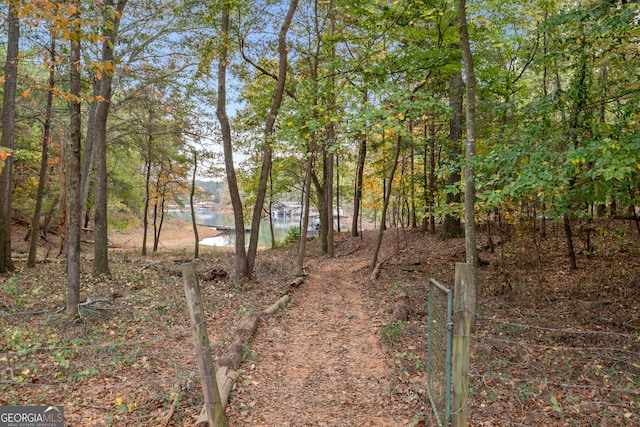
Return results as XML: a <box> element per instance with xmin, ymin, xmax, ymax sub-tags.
<box><xmin>227</xmin><ymin>252</ymin><xmax>414</xmax><ymax>426</ymax></box>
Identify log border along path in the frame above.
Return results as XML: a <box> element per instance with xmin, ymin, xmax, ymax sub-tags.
<box><xmin>226</xmin><ymin>254</ymin><xmax>413</xmax><ymax>426</ymax></box>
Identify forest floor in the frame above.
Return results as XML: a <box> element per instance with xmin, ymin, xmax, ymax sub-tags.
<box><xmin>1</xmin><ymin>216</ymin><xmax>639</xmax><ymax>426</ymax></box>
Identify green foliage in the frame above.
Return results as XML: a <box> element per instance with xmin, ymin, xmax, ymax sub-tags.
<box><xmin>381</xmin><ymin>320</ymin><xmax>407</xmax><ymax>342</ymax></box>
<box><xmin>283</xmin><ymin>226</ymin><xmax>301</xmax><ymax>245</ymax></box>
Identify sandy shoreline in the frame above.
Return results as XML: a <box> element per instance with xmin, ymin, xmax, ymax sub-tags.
<box><xmin>109</xmin><ymin>216</ymin><xmax>222</xmax><ymax>251</ymax></box>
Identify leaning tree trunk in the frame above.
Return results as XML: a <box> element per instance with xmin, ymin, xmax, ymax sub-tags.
<box><xmin>246</xmin><ymin>0</ymin><xmax>298</xmax><ymax>275</ymax></box>
<box><xmin>28</xmin><ymin>37</ymin><xmax>56</xmax><ymax>268</ymax></box>
<box><xmin>216</xmin><ymin>0</ymin><xmax>249</xmax><ymax>278</ymax></box>
<box><xmin>0</xmin><ymin>1</ymin><xmax>20</xmax><ymax>273</ymax></box>
<box><xmin>66</xmin><ymin>1</ymin><xmax>82</xmax><ymax>317</ymax></box>
<box><xmin>371</xmin><ymin>133</ymin><xmax>403</xmax><ymax>270</ymax></box>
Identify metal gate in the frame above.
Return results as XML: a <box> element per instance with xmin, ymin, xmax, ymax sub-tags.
<box><xmin>426</xmin><ymin>279</ymin><xmax>453</xmax><ymax>426</ymax></box>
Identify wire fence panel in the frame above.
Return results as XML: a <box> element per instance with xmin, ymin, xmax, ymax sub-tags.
<box><xmin>426</xmin><ymin>279</ymin><xmax>453</xmax><ymax>427</ymax></box>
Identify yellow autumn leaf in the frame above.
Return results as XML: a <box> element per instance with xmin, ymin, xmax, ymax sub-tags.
<box><xmin>22</xmin><ymin>88</ymin><xmax>31</xmax><ymax>98</ymax></box>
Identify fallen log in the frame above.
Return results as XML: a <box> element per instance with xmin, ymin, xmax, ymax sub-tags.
<box><xmin>264</xmin><ymin>295</ymin><xmax>290</xmax><ymax>315</ymax></box>
<box><xmin>194</xmin><ymin>275</ymin><xmax>305</xmax><ymax>426</ymax></box>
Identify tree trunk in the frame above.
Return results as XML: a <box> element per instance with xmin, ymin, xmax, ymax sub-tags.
<box><xmin>42</xmin><ymin>198</ymin><xmax>58</xmax><ymax>237</ymax></box>
<box><xmin>410</xmin><ymin>141</ymin><xmax>417</xmax><ymax>228</ymax></box>
<box><xmin>93</xmin><ymin>0</ymin><xmax>127</xmax><ymax>277</ymax></box>
<box><xmin>246</xmin><ymin>0</ymin><xmax>298</xmax><ymax>275</ymax></box>
<box><xmin>458</xmin><ymin>0</ymin><xmax>478</xmax><ymax>327</ymax></box>
<box><xmin>269</xmin><ymin>167</ymin><xmax>276</xmax><ymax>249</ymax></box>
<box><xmin>79</xmin><ymin>78</ymin><xmax>100</xmax><ymax>225</ymax></box>
<box><xmin>296</xmin><ymin>149</ymin><xmax>313</xmax><ymax>276</ymax></box>
<box><xmin>217</xmin><ymin>0</ymin><xmax>249</xmax><ymax>279</ymax></box>
<box><xmin>312</xmin><ymin>168</ymin><xmax>328</xmax><ymax>251</ymax></box>
<box><xmin>352</xmin><ymin>128</ymin><xmax>367</xmax><ymax>237</ymax></box>
<box><xmin>325</xmin><ymin>125</ymin><xmax>335</xmax><ymax>257</ymax></box>
<box><xmin>141</xmin><ymin>153</ymin><xmax>151</xmax><ymax>256</ymax></box>
<box><xmin>324</xmin><ymin>0</ymin><xmax>336</xmax><ymax>256</ymax></box>
<box><xmin>336</xmin><ymin>154</ymin><xmax>341</xmax><ymax>232</ymax></box>
<box><xmin>440</xmin><ymin>72</ymin><xmax>464</xmax><ymax>240</ymax></box>
<box><xmin>66</xmin><ymin>2</ymin><xmax>82</xmax><ymax>317</ymax></box>
<box><xmin>371</xmin><ymin>134</ymin><xmax>402</xmax><ymax>270</ymax></box>
<box><xmin>422</xmin><ymin>124</ymin><xmax>431</xmax><ymax>231</ymax></box>
<box><xmin>190</xmin><ymin>151</ymin><xmax>199</xmax><ymax>259</ymax></box>
<box><xmin>28</xmin><ymin>37</ymin><xmax>56</xmax><ymax>268</ymax></box>
<box><xmin>58</xmin><ymin>133</ymin><xmax>67</xmax><ymax>257</ymax></box>
<box><xmin>0</xmin><ymin>1</ymin><xmax>19</xmax><ymax>273</ymax></box>
<box><xmin>563</xmin><ymin>214</ymin><xmax>577</xmax><ymax>270</ymax></box>
<box><xmin>428</xmin><ymin>123</ymin><xmax>437</xmax><ymax>233</ymax></box>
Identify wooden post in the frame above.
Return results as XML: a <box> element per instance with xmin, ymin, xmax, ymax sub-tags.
<box><xmin>182</xmin><ymin>262</ymin><xmax>227</xmax><ymax>427</ymax></box>
<box><xmin>452</xmin><ymin>262</ymin><xmax>471</xmax><ymax>427</ymax></box>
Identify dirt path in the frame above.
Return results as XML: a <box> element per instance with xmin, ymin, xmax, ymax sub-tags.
<box><xmin>226</xmin><ymin>252</ymin><xmax>415</xmax><ymax>426</ymax></box>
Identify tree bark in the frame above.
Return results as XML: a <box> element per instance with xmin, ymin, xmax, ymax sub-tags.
<box><xmin>94</xmin><ymin>0</ymin><xmax>127</xmax><ymax>277</ymax></box>
<box><xmin>564</xmin><ymin>214</ymin><xmax>577</xmax><ymax>270</ymax></box>
<box><xmin>458</xmin><ymin>0</ymin><xmax>478</xmax><ymax>327</ymax></box>
<box><xmin>66</xmin><ymin>1</ymin><xmax>82</xmax><ymax>317</ymax></box>
<box><xmin>28</xmin><ymin>37</ymin><xmax>56</xmax><ymax>268</ymax></box>
<box><xmin>246</xmin><ymin>0</ymin><xmax>298</xmax><ymax>275</ymax></box>
<box><xmin>58</xmin><ymin>132</ymin><xmax>67</xmax><ymax>257</ymax></box>
<box><xmin>440</xmin><ymin>72</ymin><xmax>464</xmax><ymax>240</ymax></box>
<box><xmin>324</xmin><ymin>0</ymin><xmax>336</xmax><ymax>256</ymax></box>
<box><xmin>190</xmin><ymin>150</ymin><xmax>199</xmax><ymax>259</ymax></box>
<box><xmin>0</xmin><ymin>1</ymin><xmax>20</xmax><ymax>273</ymax></box>
<box><xmin>217</xmin><ymin>0</ymin><xmax>249</xmax><ymax>279</ymax></box>
<box><xmin>296</xmin><ymin>149</ymin><xmax>313</xmax><ymax>276</ymax></box>
<box><xmin>79</xmin><ymin>78</ymin><xmax>100</xmax><ymax>226</ymax></box>
<box><xmin>352</xmin><ymin>127</ymin><xmax>367</xmax><ymax>237</ymax></box>
<box><xmin>325</xmin><ymin>124</ymin><xmax>335</xmax><ymax>257</ymax></box>
<box><xmin>141</xmin><ymin>143</ymin><xmax>152</xmax><ymax>256</ymax></box>
<box><xmin>371</xmin><ymin>134</ymin><xmax>402</xmax><ymax>270</ymax></box>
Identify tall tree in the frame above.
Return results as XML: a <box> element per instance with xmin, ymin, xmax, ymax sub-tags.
<box><xmin>28</xmin><ymin>37</ymin><xmax>56</xmax><ymax>268</ymax></box>
<box><xmin>217</xmin><ymin>0</ymin><xmax>250</xmax><ymax>278</ymax></box>
<box><xmin>458</xmin><ymin>0</ymin><xmax>478</xmax><ymax>325</ymax></box>
<box><xmin>0</xmin><ymin>0</ymin><xmax>20</xmax><ymax>273</ymax></box>
<box><xmin>94</xmin><ymin>0</ymin><xmax>127</xmax><ymax>276</ymax></box>
<box><xmin>440</xmin><ymin>72</ymin><xmax>464</xmax><ymax>239</ymax></box>
<box><xmin>245</xmin><ymin>0</ymin><xmax>298</xmax><ymax>275</ymax></box>
<box><xmin>66</xmin><ymin>0</ymin><xmax>83</xmax><ymax>317</ymax></box>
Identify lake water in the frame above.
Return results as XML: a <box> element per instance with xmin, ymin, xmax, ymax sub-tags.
<box><xmin>168</xmin><ymin>209</ymin><xmax>303</xmax><ymax>248</ymax></box>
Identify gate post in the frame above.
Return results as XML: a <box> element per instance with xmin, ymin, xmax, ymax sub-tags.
<box><xmin>452</xmin><ymin>263</ymin><xmax>471</xmax><ymax>427</ymax></box>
